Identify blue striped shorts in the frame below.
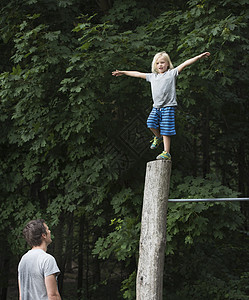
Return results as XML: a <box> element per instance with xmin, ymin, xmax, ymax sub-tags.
<box><xmin>147</xmin><ymin>106</ymin><xmax>176</xmax><ymax>136</ymax></box>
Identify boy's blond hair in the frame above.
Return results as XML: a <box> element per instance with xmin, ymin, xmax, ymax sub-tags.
<box><xmin>151</xmin><ymin>51</ymin><xmax>174</xmax><ymax>73</ymax></box>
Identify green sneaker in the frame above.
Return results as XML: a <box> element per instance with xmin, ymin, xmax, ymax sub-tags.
<box><xmin>156</xmin><ymin>151</ymin><xmax>171</xmax><ymax>160</ymax></box>
<box><xmin>150</xmin><ymin>136</ymin><xmax>163</xmax><ymax>149</ymax></box>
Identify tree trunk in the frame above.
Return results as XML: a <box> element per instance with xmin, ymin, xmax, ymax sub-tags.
<box><xmin>0</xmin><ymin>252</ymin><xmax>9</xmax><ymax>300</ymax></box>
<box><xmin>202</xmin><ymin>105</ymin><xmax>210</xmax><ymax>177</ymax></box>
<box><xmin>85</xmin><ymin>220</ymin><xmax>90</xmax><ymax>299</ymax></box>
<box><xmin>136</xmin><ymin>160</ymin><xmax>172</xmax><ymax>300</ymax></box>
<box><xmin>53</xmin><ymin>216</ymin><xmax>64</xmax><ymax>294</ymax></box>
<box><xmin>238</xmin><ymin>140</ymin><xmax>249</xmax><ymax>230</ymax></box>
<box><xmin>77</xmin><ymin>214</ymin><xmax>84</xmax><ymax>299</ymax></box>
<box><xmin>96</xmin><ymin>0</ymin><xmax>112</xmax><ymax>13</ymax></box>
<box><xmin>58</xmin><ymin>212</ymin><xmax>74</xmax><ymax>295</ymax></box>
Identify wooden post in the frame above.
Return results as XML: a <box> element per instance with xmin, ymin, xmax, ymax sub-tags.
<box><xmin>136</xmin><ymin>160</ymin><xmax>172</xmax><ymax>300</ymax></box>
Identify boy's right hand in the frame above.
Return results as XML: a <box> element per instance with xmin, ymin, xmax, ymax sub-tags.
<box><xmin>112</xmin><ymin>70</ymin><xmax>124</xmax><ymax>76</ymax></box>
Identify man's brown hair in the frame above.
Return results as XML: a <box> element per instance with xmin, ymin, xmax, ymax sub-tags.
<box><xmin>23</xmin><ymin>219</ymin><xmax>47</xmax><ymax>247</ymax></box>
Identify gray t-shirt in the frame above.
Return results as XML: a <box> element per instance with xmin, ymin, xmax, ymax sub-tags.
<box><xmin>18</xmin><ymin>249</ymin><xmax>60</xmax><ymax>300</ymax></box>
<box><xmin>146</xmin><ymin>67</ymin><xmax>179</xmax><ymax>108</ymax></box>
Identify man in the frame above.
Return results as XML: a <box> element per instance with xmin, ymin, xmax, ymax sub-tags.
<box><xmin>18</xmin><ymin>219</ymin><xmax>61</xmax><ymax>300</ymax></box>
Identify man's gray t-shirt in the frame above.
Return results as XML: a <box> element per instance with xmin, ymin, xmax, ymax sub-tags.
<box><xmin>146</xmin><ymin>67</ymin><xmax>179</xmax><ymax>108</ymax></box>
<box><xmin>18</xmin><ymin>249</ymin><xmax>60</xmax><ymax>300</ymax></box>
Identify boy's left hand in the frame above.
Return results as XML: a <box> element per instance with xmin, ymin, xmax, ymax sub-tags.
<box><xmin>200</xmin><ymin>52</ymin><xmax>211</xmax><ymax>59</ymax></box>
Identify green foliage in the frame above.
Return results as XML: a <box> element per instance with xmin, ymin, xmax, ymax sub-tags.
<box><xmin>121</xmin><ymin>271</ymin><xmax>136</xmax><ymax>300</ymax></box>
<box><xmin>93</xmin><ymin>217</ymin><xmax>140</xmax><ymax>261</ymax></box>
<box><xmin>163</xmin><ymin>174</ymin><xmax>248</xmax><ymax>299</ymax></box>
<box><xmin>167</xmin><ymin>173</ymin><xmax>243</xmax><ymax>254</ymax></box>
<box><xmin>0</xmin><ymin>0</ymin><xmax>249</xmax><ymax>299</ymax></box>
<box><xmin>179</xmin><ymin>272</ymin><xmax>249</xmax><ymax>299</ymax></box>
<box><xmin>166</xmin><ymin>234</ymin><xmax>249</xmax><ymax>299</ymax></box>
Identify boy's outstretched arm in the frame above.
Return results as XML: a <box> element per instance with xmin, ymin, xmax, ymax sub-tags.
<box><xmin>112</xmin><ymin>70</ymin><xmax>146</xmax><ymax>79</ymax></box>
<box><xmin>177</xmin><ymin>52</ymin><xmax>210</xmax><ymax>73</ymax></box>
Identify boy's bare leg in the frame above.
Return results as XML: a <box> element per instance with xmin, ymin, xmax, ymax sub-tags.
<box><xmin>149</xmin><ymin>128</ymin><xmax>161</xmax><ymax>138</ymax></box>
<box><xmin>163</xmin><ymin>135</ymin><xmax>171</xmax><ymax>153</ymax></box>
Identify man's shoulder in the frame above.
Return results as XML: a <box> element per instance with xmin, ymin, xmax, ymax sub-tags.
<box><xmin>37</xmin><ymin>250</ymin><xmax>56</xmax><ymax>263</ymax></box>
<box><xmin>20</xmin><ymin>249</ymin><xmax>55</xmax><ymax>263</ymax></box>
<box><xmin>23</xmin><ymin>249</ymin><xmax>47</xmax><ymax>257</ymax></box>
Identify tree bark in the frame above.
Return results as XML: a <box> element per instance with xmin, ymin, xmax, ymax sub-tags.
<box><xmin>96</xmin><ymin>0</ymin><xmax>112</xmax><ymax>13</ymax></box>
<box><xmin>58</xmin><ymin>212</ymin><xmax>74</xmax><ymax>295</ymax></box>
<box><xmin>136</xmin><ymin>160</ymin><xmax>172</xmax><ymax>300</ymax></box>
<box><xmin>77</xmin><ymin>215</ymin><xmax>84</xmax><ymax>299</ymax></box>
<box><xmin>202</xmin><ymin>105</ymin><xmax>210</xmax><ymax>177</ymax></box>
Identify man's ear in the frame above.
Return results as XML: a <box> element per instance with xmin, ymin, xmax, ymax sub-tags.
<box><xmin>41</xmin><ymin>233</ymin><xmax>47</xmax><ymax>239</ymax></box>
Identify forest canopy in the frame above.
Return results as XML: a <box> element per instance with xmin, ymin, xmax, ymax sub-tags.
<box><xmin>0</xmin><ymin>0</ymin><xmax>249</xmax><ymax>299</ymax></box>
